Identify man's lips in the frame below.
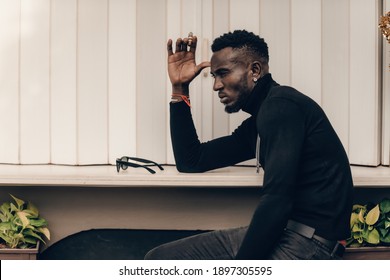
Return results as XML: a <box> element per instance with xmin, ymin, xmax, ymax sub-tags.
<box><xmin>218</xmin><ymin>92</ymin><xmax>229</xmax><ymax>104</ymax></box>
<box><xmin>220</xmin><ymin>97</ymin><xmax>229</xmax><ymax>104</ymax></box>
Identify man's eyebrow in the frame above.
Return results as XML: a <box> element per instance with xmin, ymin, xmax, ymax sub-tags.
<box><xmin>210</xmin><ymin>67</ymin><xmax>229</xmax><ymax>76</ymax></box>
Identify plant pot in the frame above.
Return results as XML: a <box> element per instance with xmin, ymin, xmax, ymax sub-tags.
<box><xmin>0</xmin><ymin>242</ymin><xmax>40</xmax><ymax>260</ymax></box>
<box><xmin>344</xmin><ymin>246</ymin><xmax>390</xmax><ymax>260</ymax></box>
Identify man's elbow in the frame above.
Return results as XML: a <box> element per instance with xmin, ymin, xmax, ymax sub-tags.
<box><xmin>175</xmin><ymin>162</ymin><xmax>205</xmax><ymax>173</ymax></box>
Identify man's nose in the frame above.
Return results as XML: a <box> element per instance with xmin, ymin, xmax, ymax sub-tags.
<box><xmin>213</xmin><ymin>77</ymin><xmax>223</xmax><ymax>91</ymax></box>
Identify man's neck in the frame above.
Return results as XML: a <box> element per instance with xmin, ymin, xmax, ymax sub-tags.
<box><xmin>242</xmin><ymin>73</ymin><xmax>275</xmax><ymax>115</ymax></box>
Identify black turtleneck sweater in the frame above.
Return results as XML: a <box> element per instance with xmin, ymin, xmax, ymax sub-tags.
<box><xmin>170</xmin><ymin>73</ymin><xmax>354</xmax><ymax>259</ymax></box>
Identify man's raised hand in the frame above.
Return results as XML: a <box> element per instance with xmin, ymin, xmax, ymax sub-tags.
<box><xmin>167</xmin><ymin>34</ymin><xmax>210</xmax><ymax>93</ymax></box>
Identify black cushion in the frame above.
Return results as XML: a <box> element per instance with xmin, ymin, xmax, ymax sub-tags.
<box><xmin>39</xmin><ymin>229</ymin><xmax>206</xmax><ymax>260</ymax></box>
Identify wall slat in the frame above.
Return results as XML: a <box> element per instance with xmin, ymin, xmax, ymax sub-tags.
<box><xmin>349</xmin><ymin>0</ymin><xmax>381</xmax><ymax>166</ymax></box>
<box><xmin>382</xmin><ymin>0</ymin><xmax>390</xmax><ymax>166</ymax></box>
<box><xmin>322</xmin><ymin>0</ymin><xmax>350</xmax><ymax>154</ymax></box>
<box><xmin>182</xmin><ymin>0</ymin><xmax>202</xmax><ymax>140</ymax></box>
<box><xmin>51</xmin><ymin>0</ymin><xmax>77</xmax><ymax>164</ymax></box>
<box><xmin>200</xmin><ymin>0</ymin><xmax>214</xmax><ymax>142</ymax></box>
<box><xmin>212</xmin><ymin>0</ymin><xmax>230</xmax><ymax>139</ymax></box>
<box><xmin>166</xmin><ymin>0</ymin><xmax>181</xmax><ymax>164</ymax></box>
<box><xmin>77</xmin><ymin>0</ymin><xmax>108</xmax><ymax>164</ymax></box>
<box><xmin>259</xmin><ymin>0</ymin><xmax>291</xmax><ymax>86</ymax></box>
<box><xmin>20</xmin><ymin>0</ymin><xmax>50</xmax><ymax>163</ymax></box>
<box><xmin>108</xmin><ymin>0</ymin><xmax>137</xmax><ymax>164</ymax></box>
<box><xmin>136</xmin><ymin>0</ymin><xmax>167</xmax><ymax>162</ymax></box>
<box><xmin>291</xmin><ymin>0</ymin><xmax>322</xmax><ymax>105</ymax></box>
<box><xmin>0</xmin><ymin>0</ymin><xmax>20</xmax><ymax>163</ymax></box>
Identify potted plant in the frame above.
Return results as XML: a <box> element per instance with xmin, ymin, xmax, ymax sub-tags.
<box><xmin>0</xmin><ymin>194</ymin><xmax>50</xmax><ymax>260</ymax></box>
<box><xmin>344</xmin><ymin>198</ymin><xmax>390</xmax><ymax>259</ymax></box>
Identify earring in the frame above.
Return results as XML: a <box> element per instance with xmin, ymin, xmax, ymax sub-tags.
<box><xmin>253</xmin><ymin>77</ymin><xmax>258</xmax><ymax>83</ymax></box>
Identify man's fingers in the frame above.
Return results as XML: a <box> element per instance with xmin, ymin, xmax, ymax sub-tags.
<box><xmin>182</xmin><ymin>38</ymin><xmax>189</xmax><ymax>51</ymax></box>
<box><xmin>167</xmin><ymin>39</ymin><xmax>173</xmax><ymax>56</ymax></box>
<box><xmin>189</xmin><ymin>36</ymin><xmax>197</xmax><ymax>54</ymax></box>
<box><xmin>175</xmin><ymin>38</ymin><xmax>183</xmax><ymax>52</ymax></box>
<box><xmin>195</xmin><ymin>61</ymin><xmax>211</xmax><ymax>76</ymax></box>
<box><xmin>170</xmin><ymin>34</ymin><xmax>198</xmax><ymax>53</ymax></box>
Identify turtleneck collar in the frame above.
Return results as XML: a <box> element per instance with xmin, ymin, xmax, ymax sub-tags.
<box><xmin>242</xmin><ymin>73</ymin><xmax>278</xmax><ymax>116</ymax></box>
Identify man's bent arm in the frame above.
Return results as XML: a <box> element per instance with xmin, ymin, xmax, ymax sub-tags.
<box><xmin>170</xmin><ymin>102</ymin><xmax>256</xmax><ymax>173</ymax></box>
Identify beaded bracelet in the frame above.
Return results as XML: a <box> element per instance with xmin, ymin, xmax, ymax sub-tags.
<box><xmin>171</xmin><ymin>94</ymin><xmax>191</xmax><ymax>107</ymax></box>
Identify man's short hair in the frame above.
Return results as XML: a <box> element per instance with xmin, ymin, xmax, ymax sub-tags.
<box><xmin>211</xmin><ymin>30</ymin><xmax>269</xmax><ymax>64</ymax></box>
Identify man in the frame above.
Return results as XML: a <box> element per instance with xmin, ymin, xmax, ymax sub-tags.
<box><xmin>145</xmin><ymin>30</ymin><xmax>353</xmax><ymax>260</ymax></box>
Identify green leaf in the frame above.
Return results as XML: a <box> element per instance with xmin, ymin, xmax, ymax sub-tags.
<box><xmin>26</xmin><ymin>202</ymin><xmax>39</xmax><ymax>217</ymax></box>
<box><xmin>366</xmin><ymin>228</ymin><xmax>380</xmax><ymax>244</ymax></box>
<box><xmin>0</xmin><ymin>232</ymin><xmax>12</xmax><ymax>244</ymax></box>
<box><xmin>16</xmin><ymin>211</ymin><xmax>30</xmax><ymax>228</ymax></box>
<box><xmin>379</xmin><ymin>198</ymin><xmax>390</xmax><ymax>214</ymax></box>
<box><xmin>352</xmin><ymin>232</ymin><xmax>362</xmax><ymax>239</ymax></box>
<box><xmin>23</xmin><ymin>236</ymin><xmax>38</xmax><ymax>245</ymax></box>
<box><xmin>381</xmin><ymin>234</ymin><xmax>390</xmax><ymax>243</ymax></box>
<box><xmin>0</xmin><ymin>202</ymin><xmax>11</xmax><ymax>215</ymax></box>
<box><xmin>358</xmin><ymin>209</ymin><xmax>365</xmax><ymax>223</ymax></box>
<box><xmin>378</xmin><ymin>227</ymin><xmax>389</xmax><ymax>238</ymax></box>
<box><xmin>350</xmin><ymin>212</ymin><xmax>359</xmax><ymax>229</ymax></box>
<box><xmin>10</xmin><ymin>194</ymin><xmax>25</xmax><ymax>210</ymax></box>
<box><xmin>352</xmin><ymin>223</ymin><xmax>363</xmax><ymax>232</ymax></box>
<box><xmin>0</xmin><ymin>213</ymin><xmax>8</xmax><ymax>222</ymax></box>
<box><xmin>39</xmin><ymin>227</ymin><xmax>50</xmax><ymax>240</ymax></box>
<box><xmin>366</xmin><ymin>205</ymin><xmax>380</xmax><ymax>225</ymax></box>
<box><xmin>10</xmin><ymin>203</ymin><xmax>19</xmax><ymax>213</ymax></box>
<box><xmin>24</xmin><ymin>229</ymin><xmax>44</xmax><ymax>243</ymax></box>
<box><xmin>29</xmin><ymin>218</ymin><xmax>47</xmax><ymax>228</ymax></box>
<box><xmin>0</xmin><ymin>222</ymin><xmax>12</xmax><ymax>231</ymax></box>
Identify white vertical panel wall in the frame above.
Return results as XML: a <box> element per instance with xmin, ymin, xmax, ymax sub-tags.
<box><xmin>0</xmin><ymin>0</ymin><xmax>386</xmax><ymax>167</ymax></box>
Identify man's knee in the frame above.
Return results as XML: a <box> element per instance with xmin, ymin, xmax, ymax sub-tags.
<box><xmin>144</xmin><ymin>246</ymin><xmax>166</xmax><ymax>260</ymax></box>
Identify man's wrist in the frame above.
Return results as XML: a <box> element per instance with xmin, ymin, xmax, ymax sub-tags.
<box><xmin>171</xmin><ymin>93</ymin><xmax>191</xmax><ymax>107</ymax></box>
<box><xmin>172</xmin><ymin>85</ymin><xmax>189</xmax><ymax>96</ymax></box>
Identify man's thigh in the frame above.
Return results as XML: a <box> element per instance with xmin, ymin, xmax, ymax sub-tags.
<box><xmin>144</xmin><ymin>227</ymin><xmax>248</xmax><ymax>260</ymax></box>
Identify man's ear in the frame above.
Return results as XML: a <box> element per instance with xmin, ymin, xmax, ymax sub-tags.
<box><xmin>251</xmin><ymin>61</ymin><xmax>262</xmax><ymax>78</ymax></box>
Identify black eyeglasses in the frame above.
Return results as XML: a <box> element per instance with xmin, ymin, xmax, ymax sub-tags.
<box><xmin>116</xmin><ymin>156</ymin><xmax>164</xmax><ymax>174</ymax></box>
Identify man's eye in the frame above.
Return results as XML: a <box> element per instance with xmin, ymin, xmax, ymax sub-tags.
<box><xmin>211</xmin><ymin>71</ymin><xmax>228</xmax><ymax>79</ymax></box>
<box><xmin>216</xmin><ymin>72</ymin><xmax>228</xmax><ymax>78</ymax></box>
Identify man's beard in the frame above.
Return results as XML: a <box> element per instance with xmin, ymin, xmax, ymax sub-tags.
<box><xmin>225</xmin><ymin>90</ymin><xmax>251</xmax><ymax>113</ymax></box>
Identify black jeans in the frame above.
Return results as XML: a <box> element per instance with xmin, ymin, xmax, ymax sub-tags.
<box><xmin>144</xmin><ymin>226</ymin><xmax>342</xmax><ymax>260</ymax></box>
